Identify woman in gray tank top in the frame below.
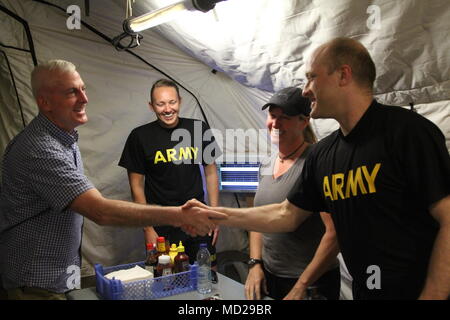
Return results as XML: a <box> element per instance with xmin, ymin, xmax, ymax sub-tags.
<box><xmin>245</xmin><ymin>87</ymin><xmax>340</xmax><ymax>300</ymax></box>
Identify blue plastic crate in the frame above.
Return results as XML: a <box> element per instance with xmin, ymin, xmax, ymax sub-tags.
<box><xmin>94</xmin><ymin>261</ymin><xmax>198</xmax><ymax>300</ymax></box>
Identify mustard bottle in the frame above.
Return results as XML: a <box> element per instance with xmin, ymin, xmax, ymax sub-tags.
<box><xmin>169</xmin><ymin>243</ymin><xmax>179</xmax><ymax>264</ymax></box>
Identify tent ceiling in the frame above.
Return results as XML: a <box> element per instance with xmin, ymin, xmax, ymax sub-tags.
<box><xmin>108</xmin><ymin>0</ymin><xmax>450</xmax><ymax>107</ymax></box>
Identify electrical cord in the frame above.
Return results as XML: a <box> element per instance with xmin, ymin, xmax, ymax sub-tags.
<box><xmin>234</xmin><ymin>193</ymin><xmax>241</xmax><ymax>208</ymax></box>
<box><xmin>111</xmin><ymin>31</ymin><xmax>143</xmax><ymax>51</ymax></box>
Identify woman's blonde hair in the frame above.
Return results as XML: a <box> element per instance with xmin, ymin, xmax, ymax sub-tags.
<box><xmin>299</xmin><ymin>114</ymin><xmax>317</xmax><ymax>144</ymax></box>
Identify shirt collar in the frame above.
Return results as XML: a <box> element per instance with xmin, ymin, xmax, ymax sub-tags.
<box><xmin>37</xmin><ymin>113</ymin><xmax>79</xmax><ymax>146</ymax></box>
<box><xmin>339</xmin><ymin>99</ymin><xmax>378</xmax><ymax>141</ymax></box>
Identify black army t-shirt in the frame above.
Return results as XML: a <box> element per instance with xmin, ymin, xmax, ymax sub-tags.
<box><xmin>288</xmin><ymin>100</ymin><xmax>450</xmax><ymax>299</ymax></box>
<box><xmin>119</xmin><ymin>118</ymin><xmax>221</xmax><ymax>206</ymax></box>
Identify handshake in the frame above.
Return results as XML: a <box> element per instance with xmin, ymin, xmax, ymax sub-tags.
<box><xmin>178</xmin><ymin>199</ymin><xmax>227</xmax><ymax>237</ymax></box>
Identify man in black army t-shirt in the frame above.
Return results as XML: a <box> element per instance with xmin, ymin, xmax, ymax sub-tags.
<box><xmin>185</xmin><ymin>37</ymin><xmax>450</xmax><ymax>300</ymax></box>
<box><xmin>119</xmin><ymin>79</ymin><xmax>221</xmax><ymax>267</ymax></box>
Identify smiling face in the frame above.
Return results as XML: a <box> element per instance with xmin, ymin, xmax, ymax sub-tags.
<box><xmin>150</xmin><ymin>86</ymin><xmax>181</xmax><ymax>128</ymax></box>
<box><xmin>302</xmin><ymin>47</ymin><xmax>341</xmax><ymax>119</ymax></box>
<box><xmin>266</xmin><ymin>106</ymin><xmax>306</xmax><ymax>145</ymax></box>
<box><xmin>38</xmin><ymin>70</ymin><xmax>88</xmax><ymax>132</ymax></box>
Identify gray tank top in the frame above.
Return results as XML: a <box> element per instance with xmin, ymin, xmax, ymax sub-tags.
<box><xmin>254</xmin><ymin>145</ymin><xmax>336</xmax><ymax>278</ymax></box>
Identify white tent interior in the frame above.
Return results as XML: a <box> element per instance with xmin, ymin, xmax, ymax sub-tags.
<box><xmin>1</xmin><ymin>0</ymin><xmax>449</xmax><ymax>300</ymax></box>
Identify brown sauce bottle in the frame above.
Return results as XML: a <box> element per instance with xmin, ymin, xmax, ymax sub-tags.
<box><xmin>156</xmin><ymin>255</ymin><xmax>173</xmax><ymax>277</ymax></box>
<box><xmin>144</xmin><ymin>243</ymin><xmax>158</xmax><ymax>275</ymax></box>
<box><xmin>174</xmin><ymin>241</ymin><xmax>190</xmax><ymax>273</ymax></box>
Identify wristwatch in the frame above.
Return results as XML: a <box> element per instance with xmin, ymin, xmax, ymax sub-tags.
<box><xmin>247</xmin><ymin>258</ymin><xmax>263</xmax><ymax>268</ymax></box>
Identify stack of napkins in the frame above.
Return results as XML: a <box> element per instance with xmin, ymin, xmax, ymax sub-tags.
<box><xmin>105</xmin><ymin>265</ymin><xmax>153</xmax><ymax>282</ymax></box>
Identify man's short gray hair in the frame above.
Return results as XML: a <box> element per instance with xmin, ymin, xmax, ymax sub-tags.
<box><xmin>31</xmin><ymin>59</ymin><xmax>77</xmax><ymax>98</ymax></box>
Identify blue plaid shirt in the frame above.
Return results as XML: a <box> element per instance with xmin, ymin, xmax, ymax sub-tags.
<box><xmin>0</xmin><ymin>113</ymin><xmax>94</xmax><ymax>293</ymax></box>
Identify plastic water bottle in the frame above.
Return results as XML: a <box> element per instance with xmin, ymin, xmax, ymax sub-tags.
<box><xmin>196</xmin><ymin>243</ymin><xmax>212</xmax><ymax>294</ymax></box>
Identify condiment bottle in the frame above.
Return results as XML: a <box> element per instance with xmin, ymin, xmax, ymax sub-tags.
<box><xmin>169</xmin><ymin>243</ymin><xmax>179</xmax><ymax>264</ymax></box>
<box><xmin>156</xmin><ymin>236</ymin><xmax>166</xmax><ymax>259</ymax></box>
<box><xmin>165</xmin><ymin>238</ymin><xmax>170</xmax><ymax>254</ymax></box>
<box><xmin>156</xmin><ymin>255</ymin><xmax>173</xmax><ymax>277</ymax></box>
<box><xmin>144</xmin><ymin>243</ymin><xmax>158</xmax><ymax>276</ymax></box>
<box><xmin>174</xmin><ymin>241</ymin><xmax>190</xmax><ymax>273</ymax></box>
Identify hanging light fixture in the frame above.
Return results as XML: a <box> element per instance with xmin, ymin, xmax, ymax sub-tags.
<box><xmin>113</xmin><ymin>0</ymin><xmax>226</xmax><ymax>50</ymax></box>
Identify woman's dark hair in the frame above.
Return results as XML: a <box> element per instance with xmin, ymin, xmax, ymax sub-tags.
<box><xmin>150</xmin><ymin>79</ymin><xmax>180</xmax><ymax>101</ymax></box>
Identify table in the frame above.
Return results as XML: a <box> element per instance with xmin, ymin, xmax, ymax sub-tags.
<box><xmin>66</xmin><ymin>272</ymin><xmax>271</xmax><ymax>300</ymax></box>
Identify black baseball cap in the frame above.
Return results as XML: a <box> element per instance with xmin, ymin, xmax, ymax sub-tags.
<box><xmin>261</xmin><ymin>87</ymin><xmax>311</xmax><ymax>116</ymax></box>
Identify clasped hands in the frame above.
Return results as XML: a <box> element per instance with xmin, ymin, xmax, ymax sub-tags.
<box><xmin>179</xmin><ymin>199</ymin><xmax>226</xmax><ymax>237</ymax></box>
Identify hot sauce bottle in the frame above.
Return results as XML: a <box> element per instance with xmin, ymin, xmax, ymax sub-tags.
<box><xmin>156</xmin><ymin>236</ymin><xmax>166</xmax><ymax>259</ymax></box>
<box><xmin>144</xmin><ymin>243</ymin><xmax>158</xmax><ymax>276</ymax></box>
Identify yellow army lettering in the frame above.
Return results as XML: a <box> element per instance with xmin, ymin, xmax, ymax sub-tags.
<box><xmin>323</xmin><ymin>163</ymin><xmax>381</xmax><ymax>201</ymax></box>
<box><xmin>154</xmin><ymin>147</ymin><xmax>199</xmax><ymax>164</ymax></box>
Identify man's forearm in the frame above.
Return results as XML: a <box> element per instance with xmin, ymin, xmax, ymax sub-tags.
<box><xmin>215</xmin><ymin>200</ymin><xmax>311</xmax><ymax>233</ymax></box>
<box><xmin>419</xmin><ymin>223</ymin><xmax>450</xmax><ymax>299</ymax></box>
<box><xmin>296</xmin><ymin>231</ymin><xmax>339</xmax><ymax>289</ymax></box>
<box><xmin>72</xmin><ymin>189</ymin><xmax>223</xmax><ymax>237</ymax></box>
<box><xmin>284</xmin><ymin>230</ymin><xmax>339</xmax><ymax>300</ymax></box>
<box><xmin>297</xmin><ymin>212</ymin><xmax>340</xmax><ymax>288</ymax></box>
<box><xmin>71</xmin><ymin>189</ymin><xmax>181</xmax><ymax>227</ymax></box>
<box><xmin>96</xmin><ymin>196</ymin><xmax>182</xmax><ymax>227</ymax></box>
